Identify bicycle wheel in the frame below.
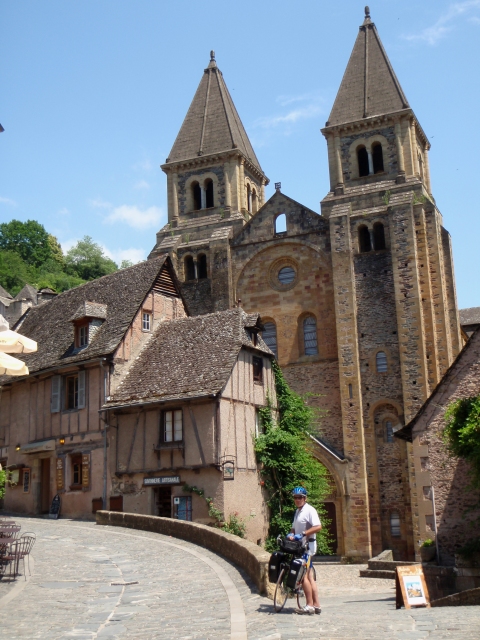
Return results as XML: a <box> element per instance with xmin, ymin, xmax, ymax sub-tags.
<box><xmin>296</xmin><ymin>565</ymin><xmax>317</xmax><ymax>609</ymax></box>
<box><xmin>274</xmin><ymin>567</ymin><xmax>289</xmax><ymax>613</ymax></box>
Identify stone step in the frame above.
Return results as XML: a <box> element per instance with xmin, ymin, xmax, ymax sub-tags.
<box><xmin>368</xmin><ymin>559</ymin><xmax>418</xmax><ymax>571</ymax></box>
<box><xmin>360</xmin><ymin>568</ymin><xmax>396</xmax><ymax>580</ymax></box>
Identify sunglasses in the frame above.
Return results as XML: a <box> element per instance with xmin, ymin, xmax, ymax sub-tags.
<box><xmin>293</xmin><ymin>496</ymin><xmax>306</xmax><ymax>500</ymax></box>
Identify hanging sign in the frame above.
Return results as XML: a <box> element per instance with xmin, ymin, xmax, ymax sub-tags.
<box><xmin>49</xmin><ymin>494</ymin><xmax>61</xmax><ymax>519</ymax></box>
<box><xmin>395</xmin><ymin>565</ymin><xmax>431</xmax><ymax>609</ymax></box>
<box><xmin>143</xmin><ymin>476</ymin><xmax>180</xmax><ymax>486</ymax></box>
<box><xmin>56</xmin><ymin>457</ymin><xmax>64</xmax><ymax>491</ymax></box>
<box><xmin>82</xmin><ymin>454</ymin><xmax>90</xmax><ymax>489</ymax></box>
<box><xmin>22</xmin><ymin>468</ymin><xmax>31</xmax><ymax>493</ymax></box>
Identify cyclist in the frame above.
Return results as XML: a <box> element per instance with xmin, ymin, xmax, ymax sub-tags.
<box><xmin>288</xmin><ymin>486</ymin><xmax>322</xmax><ymax>615</ymax></box>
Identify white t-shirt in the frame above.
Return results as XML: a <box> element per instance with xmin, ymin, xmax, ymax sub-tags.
<box><xmin>292</xmin><ymin>503</ymin><xmax>321</xmax><ymax>556</ymax></box>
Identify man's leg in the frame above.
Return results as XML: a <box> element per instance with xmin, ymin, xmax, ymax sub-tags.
<box><xmin>307</xmin><ymin>567</ymin><xmax>320</xmax><ymax>608</ymax></box>
<box><xmin>302</xmin><ymin>570</ymin><xmax>313</xmax><ymax>607</ymax></box>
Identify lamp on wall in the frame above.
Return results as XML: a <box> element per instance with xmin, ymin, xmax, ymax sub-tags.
<box><xmin>219</xmin><ymin>455</ymin><xmax>236</xmax><ymax>481</ymax></box>
<box><xmin>59</xmin><ymin>437</ymin><xmax>65</xmax><ymax>445</ymax></box>
<box><xmin>15</xmin><ymin>444</ymin><xmax>21</xmax><ymax>451</ymax></box>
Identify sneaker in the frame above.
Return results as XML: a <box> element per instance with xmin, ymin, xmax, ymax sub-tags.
<box><xmin>314</xmin><ymin>607</ymin><xmax>321</xmax><ymax>615</ymax></box>
<box><xmin>295</xmin><ymin>605</ymin><xmax>315</xmax><ymax>615</ymax></box>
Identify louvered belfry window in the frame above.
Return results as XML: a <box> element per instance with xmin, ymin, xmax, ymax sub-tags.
<box><xmin>303</xmin><ymin>316</ymin><xmax>318</xmax><ymax>356</ymax></box>
<box><xmin>376</xmin><ymin>351</ymin><xmax>388</xmax><ymax>373</ymax></box>
<box><xmin>262</xmin><ymin>322</ymin><xmax>277</xmax><ymax>357</ymax></box>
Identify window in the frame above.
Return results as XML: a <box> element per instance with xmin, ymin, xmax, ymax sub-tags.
<box><xmin>376</xmin><ymin>351</ymin><xmax>388</xmax><ymax>373</ymax></box>
<box><xmin>275</xmin><ymin>213</ymin><xmax>287</xmax><ymax>234</ymax></box>
<box><xmin>142</xmin><ymin>312</ymin><xmax>151</xmax><ymax>331</ymax></box>
<box><xmin>77</xmin><ymin>324</ymin><xmax>88</xmax><ymax>348</ymax></box>
<box><xmin>278</xmin><ymin>266</ymin><xmax>295</xmax><ymax>284</ymax></box>
<box><xmin>192</xmin><ymin>181</ymin><xmax>201</xmax><ymax>211</ymax></box>
<box><xmin>385</xmin><ymin>421</ymin><xmax>394</xmax><ymax>443</ymax></box>
<box><xmin>197</xmin><ymin>254</ymin><xmax>208</xmax><ymax>279</ymax></box>
<box><xmin>303</xmin><ymin>316</ymin><xmax>318</xmax><ymax>356</ymax></box>
<box><xmin>163</xmin><ymin>409</ymin><xmax>183</xmax><ymax>443</ymax></box>
<box><xmin>253</xmin><ymin>356</ymin><xmax>263</xmax><ymax>383</ymax></box>
<box><xmin>72</xmin><ymin>454</ymin><xmax>82</xmax><ymax>486</ymax></box>
<box><xmin>205</xmin><ymin>179</ymin><xmax>214</xmax><ymax>208</ymax></box>
<box><xmin>372</xmin><ymin>143</ymin><xmax>384</xmax><ymax>173</ymax></box>
<box><xmin>357</xmin><ymin>146</ymin><xmax>369</xmax><ymax>177</ymax></box>
<box><xmin>262</xmin><ymin>322</ymin><xmax>277</xmax><ymax>358</ymax></box>
<box><xmin>255</xmin><ymin>409</ymin><xmax>264</xmax><ymax>437</ymax></box>
<box><xmin>373</xmin><ymin>222</ymin><xmax>386</xmax><ymax>250</ymax></box>
<box><xmin>246</xmin><ymin>183</ymin><xmax>252</xmax><ymax>212</ymax></box>
<box><xmin>70</xmin><ymin>453</ymin><xmax>90</xmax><ymax>490</ymax></box>
<box><xmin>358</xmin><ymin>225</ymin><xmax>371</xmax><ymax>252</ymax></box>
<box><xmin>185</xmin><ymin>256</ymin><xmax>195</xmax><ymax>281</ymax></box>
<box><xmin>61</xmin><ymin>370</ymin><xmax>86</xmax><ymax>411</ymax></box>
<box><xmin>174</xmin><ymin>496</ymin><xmax>192</xmax><ymax>521</ymax></box>
<box><xmin>390</xmin><ymin>511</ymin><xmax>401</xmax><ymax>537</ymax></box>
<box><xmin>252</xmin><ymin>188</ymin><xmax>258</xmax><ymax>213</ymax></box>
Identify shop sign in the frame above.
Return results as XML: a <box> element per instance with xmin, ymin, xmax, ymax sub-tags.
<box><xmin>143</xmin><ymin>476</ymin><xmax>180</xmax><ymax>486</ymax></box>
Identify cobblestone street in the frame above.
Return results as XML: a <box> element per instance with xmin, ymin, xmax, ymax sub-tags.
<box><xmin>0</xmin><ymin>517</ymin><xmax>479</xmax><ymax>639</ymax></box>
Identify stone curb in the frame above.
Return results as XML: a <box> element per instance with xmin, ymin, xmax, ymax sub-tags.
<box><xmin>96</xmin><ymin>510</ymin><xmax>275</xmax><ymax>598</ymax></box>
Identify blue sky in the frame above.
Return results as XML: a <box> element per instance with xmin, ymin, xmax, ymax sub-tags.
<box><xmin>1</xmin><ymin>1</ymin><xmax>479</xmax><ymax>308</ymax></box>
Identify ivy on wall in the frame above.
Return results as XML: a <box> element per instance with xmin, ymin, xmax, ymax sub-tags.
<box><xmin>255</xmin><ymin>361</ymin><xmax>333</xmax><ymax>553</ymax></box>
<box><xmin>444</xmin><ymin>395</ymin><xmax>480</xmax><ymax>488</ymax></box>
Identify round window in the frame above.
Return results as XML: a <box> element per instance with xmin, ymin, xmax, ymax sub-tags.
<box><xmin>278</xmin><ymin>266</ymin><xmax>295</xmax><ymax>285</ymax></box>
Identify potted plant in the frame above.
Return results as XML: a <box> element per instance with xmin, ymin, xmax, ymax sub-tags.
<box><xmin>420</xmin><ymin>539</ymin><xmax>436</xmax><ymax>562</ymax></box>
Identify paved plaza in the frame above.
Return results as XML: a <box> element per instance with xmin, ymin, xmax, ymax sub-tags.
<box><xmin>0</xmin><ymin>517</ymin><xmax>479</xmax><ymax>639</ymax></box>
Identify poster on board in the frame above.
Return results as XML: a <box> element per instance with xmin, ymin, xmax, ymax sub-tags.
<box><xmin>396</xmin><ymin>565</ymin><xmax>430</xmax><ymax>609</ymax></box>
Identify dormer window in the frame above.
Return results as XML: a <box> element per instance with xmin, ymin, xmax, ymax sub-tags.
<box><xmin>77</xmin><ymin>324</ymin><xmax>88</xmax><ymax>348</ymax></box>
<box><xmin>70</xmin><ymin>301</ymin><xmax>107</xmax><ymax>352</ymax></box>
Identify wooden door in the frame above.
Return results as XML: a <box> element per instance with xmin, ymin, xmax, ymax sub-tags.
<box><xmin>40</xmin><ymin>458</ymin><xmax>51</xmax><ymax>513</ymax></box>
<box><xmin>155</xmin><ymin>487</ymin><xmax>172</xmax><ymax>517</ymax></box>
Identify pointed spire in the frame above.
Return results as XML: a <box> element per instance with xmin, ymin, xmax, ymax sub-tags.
<box><xmin>166</xmin><ymin>53</ymin><xmax>264</xmax><ymax>174</ymax></box>
<box><xmin>326</xmin><ymin>9</ymin><xmax>409</xmax><ymax>127</ymax></box>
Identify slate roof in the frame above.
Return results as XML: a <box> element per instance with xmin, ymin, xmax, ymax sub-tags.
<box><xmin>6</xmin><ymin>256</ymin><xmax>172</xmax><ymax>376</ymax></box>
<box><xmin>327</xmin><ymin>9</ymin><xmax>409</xmax><ymax>127</ymax></box>
<box><xmin>165</xmin><ymin>52</ymin><xmax>265</xmax><ymax>176</ymax></box>
<box><xmin>104</xmin><ymin>308</ymin><xmax>273</xmax><ymax>408</ymax></box>
<box><xmin>0</xmin><ymin>285</ymin><xmax>12</xmax><ymax>300</ymax></box>
<box><xmin>70</xmin><ymin>301</ymin><xmax>108</xmax><ymax>322</ymax></box>
<box><xmin>15</xmin><ymin>284</ymin><xmax>38</xmax><ymax>304</ymax></box>
<box><xmin>459</xmin><ymin>307</ymin><xmax>480</xmax><ymax>327</ymax></box>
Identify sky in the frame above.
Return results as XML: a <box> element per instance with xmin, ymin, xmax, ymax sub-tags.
<box><xmin>1</xmin><ymin>1</ymin><xmax>480</xmax><ymax>308</ymax></box>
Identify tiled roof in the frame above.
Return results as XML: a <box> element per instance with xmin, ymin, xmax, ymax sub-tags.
<box><xmin>165</xmin><ymin>53</ymin><xmax>265</xmax><ymax>176</ymax></box>
<box><xmin>104</xmin><ymin>309</ymin><xmax>273</xmax><ymax>407</ymax></box>
<box><xmin>459</xmin><ymin>307</ymin><xmax>480</xmax><ymax>326</ymax></box>
<box><xmin>6</xmin><ymin>256</ymin><xmax>171</xmax><ymax>376</ymax></box>
<box><xmin>70</xmin><ymin>301</ymin><xmax>108</xmax><ymax>321</ymax></box>
<box><xmin>327</xmin><ymin>9</ymin><xmax>409</xmax><ymax>127</ymax></box>
<box><xmin>14</xmin><ymin>284</ymin><xmax>38</xmax><ymax>304</ymax></box>
<box><xmin>0</xmin><ymin>285</ymin><xmax>12</xmax><ymax>300</ymax></box>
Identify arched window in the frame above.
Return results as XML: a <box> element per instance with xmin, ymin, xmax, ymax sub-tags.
<box><xmin>275</xmin><ymin>213</ymin><xmax>286</xmax><ymax>234</ymax></box>
<box><xmin>303</xmin><ymin>316</ymin><xmax>318</xmax><ymax>356</ymax></box>
<box><xmin>246</xmin><ymin>183</ymin><xmax>252</xmax><ymax>212</ymax></box>
<box><xmin>252</xmin><ymin>188</ymin><xmax>258</xmax><ymax>213</ymax></box>
<box><xmin>192</xmin><ymin>182</ymin><xmax>201</xmax><ymax>211</ymax></box>
<box><xmin>358</xmin><ymin>225</ymin><xmax>371</xmax><ymax>253</ymax></box>
<box><xmin>372</xmin><ymin>143</ymin><xmax>384</xmax><ymax>173</ymax></box>
<box><xmin>278</xmin><ymin>266</ymin><xmax>295</xmax><ymax>285</ymax></box>
<box><xmin>385</xmin><ymin>421</ymin><xmax>394</xmax><ymax>443</ymax></box>
<box><xmin>205</xmin><ymin>179</ymin><xmax>214</xmax><ymax>208</ymax></box>
<box><xmin>184</xmin><ymin>256</ymin><xmax>195</xmax><ymax>281</ymax></box>
<box><xmin>262</xmin><ymin>322</ymin><xmax>277</xmax><ymax>358</ymax></box>
<box><xmin>357</xmin><ymin>145</ymin><xmax>369</xmax><ymax>177</ymax></box>
<box><xmin>376</xmin><ymin>351</ymin><xmax>388</xmax><ymax>373</ymax></box>
<box><xmin>373</xmin><ymin>222</ymin><xmax>386</xmax><ymax>250</ymax></box>
<box><xmin>390</xmin><ymin>512</ymin><xmax>401</xmax><ymax>537</ymax></box>
<box><xmin>197</xmin><ymin>254</ymin><xmax>207</xmax><ymax>279</ymax></box>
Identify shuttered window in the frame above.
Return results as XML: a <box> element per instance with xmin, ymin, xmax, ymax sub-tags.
<box><xmin>278</xmin><ymin>266</ymin><xmax>295</xmax><ymax>284</ymax></box>
<box><xmin>376</xmin><ymin>351</ymin><xmax>388</xmax><ymax>373</ymax></box>
<box><xmin>390</xmin><ymin>512</ymin><xmax>401</xmax><ymax>537</ymax></box>
<box><xmin>303</xmin><ymin>316</ymin><xmax>318</xmax><ymax>356</ymax></box>
<box><xmin>64</xmin><ymin>370</ymin><xmax>86</xmax><ymax>411</ymax></box>
<box><xmin>164</xmin><ymin>409</ymin><xmax>183</xmax><ymax>442</ymax></box>
<box><xmin>262</xmin><ymin>322</ymin><xmax>277</xmax><ymax>357</ymax></box>
<box><xmin>51</xmin><ymin>376</ymin><xmax>61</xmax><ymax>413</ymax></box>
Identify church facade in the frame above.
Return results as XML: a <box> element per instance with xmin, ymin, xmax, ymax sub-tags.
<box><xmin>150</xmin><ymin>9</ymin><xmax>462</xmax><ymax>561</ymax></box>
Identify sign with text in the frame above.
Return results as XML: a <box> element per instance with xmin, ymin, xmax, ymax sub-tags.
<box><xmin>396</xmin><ymin>565</ymin><xmax>431</xmax><ymax>609</ymax></box>
<box><xmin>22</xmin><ymin>468</ymin><xmax>31</xmax><ymax>493</ymax></box>
<box><xmin>56</xmin><ymin>457</ymin><xmax>64</xmax><ymax>491</ymax></box>
<box><xmin>143</xmin><ymin>476</ymin><xmax>180</xmax><ymax>486</ymax></box>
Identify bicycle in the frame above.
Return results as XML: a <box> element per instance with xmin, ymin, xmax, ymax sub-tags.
<box><xmin>270</xmin><ymin>535</ymin><xmax>317</xmax><ymax>613</ymax></box>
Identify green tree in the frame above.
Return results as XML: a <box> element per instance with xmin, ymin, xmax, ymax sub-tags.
<box><xmin>120</xmin><ymin>259</ymin><xmax>134</xmax><ymax>269</ymax></box>
<box><xmin>0</xmin><ymin>219</ymin><xmax>54</xmax><ymax>267</ymax></box>
<box><xmin>47</xmin><ymin>234</ymin><xmax>65</xmax><ymax>268</ymax></box>
<box><xmin>0</xmin><ymin>250</ymin><xmax>32</xmax><ymax>296</ymax></box>
<box><xmin>65</xmin><ymin>236</ymin><xmax>117</xmax><ymax>281</ymax></box>
<box><xmin>255</xmin><ymin>362</ymin><xmax>333</xmax><ymax>552</ymax></box>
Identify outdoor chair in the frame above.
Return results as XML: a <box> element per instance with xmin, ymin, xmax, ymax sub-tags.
<box><xmin>0</xmin><ymin>536</ymin><xmax>33</xmax><ymax>580</ymax></box>
<box><xmin>16</xmin><ymin>533</ymin><xmax>36</xmax><ymax>577</ymax></box>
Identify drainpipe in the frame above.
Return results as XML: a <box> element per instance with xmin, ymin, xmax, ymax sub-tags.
<box><xmin>99</xmin><ymin>358</ymin><xmax>109</xmax><ymax>510</ymax></box>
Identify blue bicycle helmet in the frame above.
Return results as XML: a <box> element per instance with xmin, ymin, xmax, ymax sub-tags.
<box><xmin>292</xmin><ymin>486</ymin><xmax>308</xmax><ymax>496</ymax></box>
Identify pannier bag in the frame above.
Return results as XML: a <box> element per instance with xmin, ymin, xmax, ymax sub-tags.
<box><xmin>280</xmin><ymin>536</ymin><xmax>304</xmax><ymax>555</ymax></box>
<box><xmin>286</xmin><ymin>558</ymin><xmax>306</xmax><ymax>590</ymax></box>
<box><xmin>268</xmin><ymin>551</ymin><xmax>285</xmax><ymax>583</ymax></box>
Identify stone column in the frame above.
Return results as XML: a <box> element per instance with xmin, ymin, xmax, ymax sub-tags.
<box><xmin>261</xmin><ymin>180</ymin><xmax>266</xmax><ymax>206</ymax></box>
<box><xmin>367</xmin><ymin>150</ymin><xmax>374</xmax><ymax>175</ymax></box>
<box><xmin>200</xmin><ymin>186</ymin><xmax>206</xmax><ymax>210</ymax></box>
<box><xmin>423</xmin><ymin>148</ymin><xmax>432</xmax><ymax>194</ymax></box>
<box><xmin>223</xmin><ymin>162</ymin><xmax>231</xmax><ymax>207</ymax></box>
<box><xmin>193</xmin><ymin>259</ymin><xmax>198</xmax><ymax>280</ymax></box>
<box><xmin>239</xmin><ymin>158</ymin><xmax>246</xmax><ymax>210</ymax></box>
<box><xmin>410</xmin><ymin>121</ymin><xmax>420</xmax><ymax>176</ymax></box>
<box><xmin>395</xmin><ymin>122</ymin><xmax>406</xmax><ymax>183</ymax></box>
<box><xmin>334</xmin><ymin>135</ymin><xmax>344</xmax><ymax>194</ymax></box>
<box><xmin>172</xmin><ymin>174</ymin><xmax>179</xmax><ymax>220</ymax></box>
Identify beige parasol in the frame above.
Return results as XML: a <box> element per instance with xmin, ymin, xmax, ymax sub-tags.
<box><xmin>0</xmin><ymin>314</ymin><xmax>37</xmax><ymax>354</ymax></box>
<box><xmin>0</xmin><ymin>351</ymin><xmax>29</xmax><ymax>376</ymax></box>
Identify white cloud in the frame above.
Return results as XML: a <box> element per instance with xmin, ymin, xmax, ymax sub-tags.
<box><xmin>104</xmin><ymin>204</ymin><xmax>162</xmax><ymax>230</ymax></box>
<box><xmin>60</xmin><ymin>238</ymin><xmax>79</xmax><ymax>253</ymax></box>
<box><xmin>89</xmin><ymin>198</ymin><xmax>112</xmax><ymax>210</ymax></box>
<box><xmin>134</xmin><ymin>179</ymin><xmax>150</xmax><ymax>190</ymax></box>
<box><xmin>276</xmin><ymin>92</ymin><xmax>321</xmax><ymax>107</ymax></box>
<box><xmin>132</xmin><ymin>159</ymin><xmax>152</xmax><ymax>172</ymax></box>
<box><xmin>57</xmin><ymin>207</ymin><xmax>70</xmax><ymax>216</ymax></box>
<box><xmin>113</xmin><ymin>248</ymin><xmax>146</xmax><ymax>264</ymax></box>
<box><xmin>0</xmin><ymin>196</ymin><xmax>17</xmax><ymax>207</ymax></box>
<box><xmin>254</xmin><ymin>103</ymin><xmax>323</xmax><ymax>130</ymax></box>
<box><xmin>405</xmin><ymin>1</ymin><xmax>480</xmax><ymax>45</ymax></box>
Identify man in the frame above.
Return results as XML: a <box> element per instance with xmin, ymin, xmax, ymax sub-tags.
<box><xmin>288</xmin><ymin>486</ymin><xmax>322</xmax><ymax>615</ymax></box>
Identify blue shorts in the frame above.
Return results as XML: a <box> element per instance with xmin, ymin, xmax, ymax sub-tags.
<box><xmin>302</xmin><ymin>553</ymin><xmax>312</xmax><ymax>570</ymax></box>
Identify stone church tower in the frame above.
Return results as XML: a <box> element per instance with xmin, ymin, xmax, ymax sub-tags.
<box><xmin>150</xmin><ymin>9</ymin><xmax>461</xmax><ymax>561</ymax></box>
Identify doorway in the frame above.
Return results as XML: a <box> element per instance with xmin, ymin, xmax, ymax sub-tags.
<box><xmin>323</xmin><ymin>502</ymin><xmax>338</xmax><ymax>555</ymax></box>
<box><xmin>154</xmin><ymin>487</ymin><xmax>172</xmax><ymax>517</ymax></box>
<box><xmin>40</xmin><ymin>458</ymin><xmax>51</xmax><ymax>514</ymax></box>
